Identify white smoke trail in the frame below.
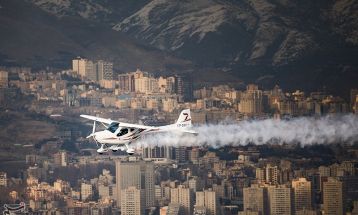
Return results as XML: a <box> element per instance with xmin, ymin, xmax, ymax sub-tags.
<box><xmin>134</xmin><ymin>114</ymin><xmax>358</xmax><ymax>148</ymax></box>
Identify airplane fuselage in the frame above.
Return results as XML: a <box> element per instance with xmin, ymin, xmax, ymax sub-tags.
<box><xmin>92</xmin><ymin>127</ymin><xmax>159</xmax><ymax>145</ymax></box>
<box><xmin>80</xmin><ymin>109</ymin><xmax>197</xmax><ymax>155</ymax></box>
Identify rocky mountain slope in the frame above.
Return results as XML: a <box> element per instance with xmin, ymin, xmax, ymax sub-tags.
<box><xmin>1</xmin><ymin>0</ymin><xmax>357</xmax><ymax>94</ymax></box>
<box><xmin>0</xmin><ymin>0</ymin><xmax>192</xmax><ymax>72</ymax></box>
<box><xmin>113</xmin><ymin>0</ymin><xmax>357</xmax><ymax>67</ymax></box>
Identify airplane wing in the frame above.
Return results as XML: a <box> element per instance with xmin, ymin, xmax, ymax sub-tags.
<box><xmin>116</xmin><ymin>122</ymin><xmax>156</xmax><ymax>130</ymax></box>
<box><xmin>80</xmin><ymin>115</ymin><xmax>155</xmax><ymax>130</ymax></box>
<box><xmin>80</xmin><ymin>115</ymin><xmax>113</xmax><ymax>125</ymax></box>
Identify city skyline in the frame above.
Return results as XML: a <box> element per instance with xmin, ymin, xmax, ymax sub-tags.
<box><xmin>0</xmin><ymin>1</ymin><xmax>357</xmax><ymax>214</ymax></box>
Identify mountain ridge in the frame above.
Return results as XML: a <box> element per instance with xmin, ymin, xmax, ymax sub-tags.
<box><xmin>0</xmin><ymin>0</ymin><xmax>357</xmax><ymax>96</ymax></box>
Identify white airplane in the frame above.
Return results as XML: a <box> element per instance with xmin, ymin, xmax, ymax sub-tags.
<box><xmin>80</xmin><ymin>109</ymin><xmax>197</xmax><ymax>155</ymax></box>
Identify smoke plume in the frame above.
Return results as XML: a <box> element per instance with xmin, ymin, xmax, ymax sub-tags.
<box><xmin>134</xmin><ymin>114</ymin><xmax>358</xmax><ymax>148</ymax></box>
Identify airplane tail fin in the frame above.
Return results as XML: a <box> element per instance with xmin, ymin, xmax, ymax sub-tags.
<box><xmin>176</xmin><ymin>109</ymin><xmax>192</xmax><ymax>128</ymax></box>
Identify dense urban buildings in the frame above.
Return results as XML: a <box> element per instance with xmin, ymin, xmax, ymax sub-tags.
<box><xmin>0</xmin><ymin>61</ymin><xmax>357</xmax><ymax>214</ymax></box>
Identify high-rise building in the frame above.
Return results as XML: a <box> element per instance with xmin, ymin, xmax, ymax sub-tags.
<box><xmin>72</xmin><ymin>57</ymin><xmax>81</xmax><ymax>74</ymax></box>
<box><xmin>72</xmin><ymin>57</ymin><xmax>89</xmax><ymax>77</ymax></box>
<box><xmin>170</xmin><ymin>185</ymin><xmax>194</xmax><ymax>215</ymax></box>
<box><xmin>158</xmin><ymin>76</ymin><xmax>175</xmax><ymax>94</ymax></box>
<box><xmin>119</xmin><ymin>73</ymin><xmax>135</xmax><ymax>92</ymax></box>
<box><xmin>188</xmin><ymin>177</ymin><xmax>203</xmax><ymax>193</ymax></box>
<box><xmin>323</xmin><ymin>177</ymin><xmax>345</xmax><ymax>215</ymax></box>
<box><xmin>135</xmin><ymin>76</ymin><xmax>159</xmax><ymax>94</ymax></box>
<box><xmin>0</xmin><ymin>172</ymin><xmax>7</xmax><ymax>187</ymax></box>
<box><xmin>97</xmin><ymin>60</ymin><xmax>113</xmax><ymax>80</ymax></box>
<box><xmin>239</xmin><ymin>84</ymin><xmax>263</xmax><ymax>115</ymax></box>
<box><xmin>174</xmin><ymin>75</ymin><xmax>193</xmax><ymax>102</ymax></box>
<box><xmin>175</xmin><ymin>147</ymin><xmax>188</xmax><ymax>164</ymax></box>
<box><xmin>195</xmin><ymin>189</ymin><xmax>218</xmax><ymax>215</ymax></box>
<box><xmin>266</xmin><ymin>164</ymin><xmax>279</xmax><ymax>185</ymax></box>
<box><xmin>121</xmin><ymin>186</ymin><xmax>144</xmax><ymax>215</ymax></box>
<box><xmin>73</xmin><ymin>58</ymin><xmax>111</xmax><ymax>81</ymax></box>
<box><xmin>54</xmin><ymin>151</ymin><xmax>68</xmax><ymax>167</ymax></box>
<box><xmin>189</xmin><ymin>148</ymin><xmax>200</xmax><ymax>164</ymax></box>
<box><xmin>267</xmin><ymin>185</ymin><xmax>294</xmax><ymax>215</ymax></box>
<box><xmin>255</xmin><ymin>168</ymin><xmax>266</xmax><ymax>183</ymax></box>
<box><xmin>167</xmin><ymin>203</ymin><xmax>181</xmax><ymax>215</ymax></box>
<box><xmin>54</xmin><ymin>179</ymin><xmax>70</xmax><ymax>194</ymax></box>
<box><xmin>243</xmin><ymin>184</ymin><xmax>268</xmax><ymax>215</ymax></box>
<box><xmin>142</xmin><ymin>146</ymin><xmax>174</xmax><ymax>159</ymax></box>
<box><xmin>292</xmin><ymin>178</ymin><xmax>312</xmax><ymax>213</ymax></box>
<box><xmin>115</xmin><ymin>159</ymin><xmax>155</xmax><ymax>208</ymax></box>
<box><xmin>81</xmin><ymin>182</ymin><xmax>93</xmax><ymax>201</ymax></box>
<box><xmin>85</xmin><ymin>60</ymin><xmax>97</xmax><ymax>81</ymax></box>
<box><xmin>319</xmin><ymin>166</ymin><xmax>331</xmax><ymax>177</ymax></box>
<box><xmin>0</xmin><ymin>71</ymin><xmax>8</xmax><ymax>88</ymax></box>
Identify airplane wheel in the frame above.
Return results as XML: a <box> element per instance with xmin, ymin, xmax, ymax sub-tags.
<box><xmin>99</xmin><ymin>152</ymin><xmax>103</xmax><ymax>155</ymax></box>
<box><xmin>112</xmin><ymin>150</ymin><xmax>118</xmax><ymax>152</ymax></box>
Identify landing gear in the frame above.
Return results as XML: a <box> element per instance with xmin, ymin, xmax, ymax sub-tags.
<box><xmin>96</xmin><ymin>144</ymin><xmax>134</xmax><ymax>155</ymax></box>
<box><xmin>125</xmin><ymin>144</ymin><xmax>135</xmax><ymax>156</ymax></box>
<box><xmin>109</xmin><ymin>145</ymin><xmax>122</xmax><ymax>153</ymax></box>
<box><xmin>97</xmin><ymin>144</ymin><xmax>108</xmax><ymax>154</ymax></box>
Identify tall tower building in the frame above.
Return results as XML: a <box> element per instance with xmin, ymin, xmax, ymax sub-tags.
<box><xmin>292</xmin><ymin>178</ymin><xmax>312</xmax><ymax>213</ymax></box>
<box><xmin>323</xmin><ymin>177</ymin><xmax>345</xmax><ymax>215</ymax></box>
<box><xmin>97</xmin><ymin>60</ymin><xmax>113</xmax><ymax>80</ymax></box>
<box><xmin>239</xmin><ymin>84</ymin><xmax>263</xmax><ymax>115</ymax></box>
<box><xmin>72</xmin><ymin>58</ymin><xmax>96</xmax><ymax>81</ymax></box>
<box><xmin>81</xmin><ymin>182</ymin><xmax>93</xmax><ymax>201</ymax></box>
<box><xmin>174</xmin><ymin>75</ymin><xmax>193</xmax><ymax>102</ymax></box>
<box><xmin>266</xmin><ymin>164</ymin><xmax>279</xmax><ymax>185</ymax></box>
<box><xmin>319</xmin><ymin>166</ymin><xmax>331</xmax><ymax>177</ymax></box>
<box><xmin>170</xmin><ymin>185</ymin><xmax>194</xmax><ymax>215</ymax></box>
<box><xmin>243</xmin><ymin>184</ymin><xmax>268</xmax><ymax>215</ymax></box>
<box><xmin>54</xmin><ymin>151</ymin><xmax>68</xmax><ymax>167</ymax></box>
<box><xmin>115</xmin><ymin>159</ymin><xmax>155</xmax><ymax>208</ymax></box>
<box><xmin>119</xmin><ymin>73</ymin><xmax>135</xmax><ymax>92</ymax></box>
<box><xmin>72</xmin><ymin>58</ymin><xmax>81</xmax><ymax>74</ymax></box>
<box><xmin>0</xmin><ymin>71</ymin><xmax>8</xmax><ymax>88</ymax></box>
<box><xmin>195</xmin><ymin>189</ymin><xmax>218</xmax><ymax>215</ymax></box>
<box><xmin>121</xmin><ymin>186</ymin><xmax>144</xmax><ymax>215</ymax></box>
<box><xmin>255</xmin><ymin>168</ymin><xmax>266</xmax><ymax>183</ymax></box>
<box><xmin>85</xmin><ymin>60</ymin><xmax>96</xmax><ymax>81</ymax></box>
<box><xmin>188</xmin><ymin>177</ymin><xmax>203</xmax><ymax>193</ymax></box>
<box><xmin>175</xmin><ymin>146</ymin><xmax>188</xmax><ymax>164</ymax></box>
<box><xmin>267</xmin><ymin>185</ymin><xmax>294</xmax><ymax>215</ymax></box>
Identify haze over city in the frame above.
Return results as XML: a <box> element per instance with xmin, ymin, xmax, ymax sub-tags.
<box><xmin>0</xmin><ymin>0</ymin><xmax>357</xmax><ymax>215</ymax></box>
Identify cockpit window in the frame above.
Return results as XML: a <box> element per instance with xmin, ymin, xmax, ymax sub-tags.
<box><xmin>107</xmin><ymin>122</ymin><xmax>119</xmax><ymax>133</ymax></box>
<box><xmin>117</xmin><ymin>128</ymin><xmax>129</xmax><ymax>137</ymax></box>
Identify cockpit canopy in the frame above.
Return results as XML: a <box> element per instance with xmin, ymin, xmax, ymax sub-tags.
<box><xmin>107</xmin><ymin>122</ymin><xmax>119</xmax><ymax>133</ymax></box>
<box><xmin>107</xmin><ymin>122</ymin><xmax>136</xmax><ymax>136</ymax></box>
